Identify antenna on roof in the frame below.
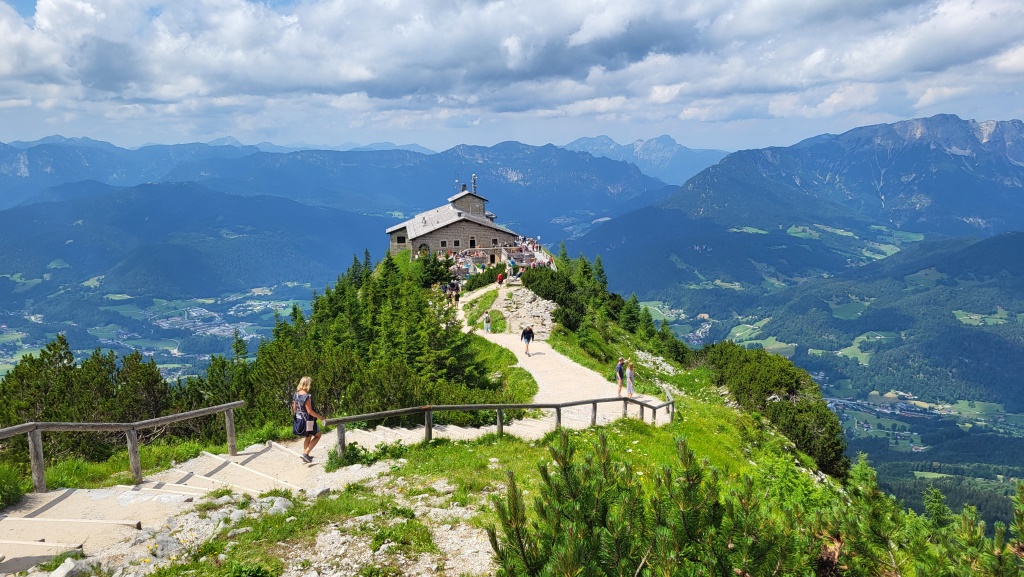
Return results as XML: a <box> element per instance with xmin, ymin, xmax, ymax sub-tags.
<box><xmin>472</xmin><ymin>174</ymin><xmax>477</xmax><ymax>193</ymax></box>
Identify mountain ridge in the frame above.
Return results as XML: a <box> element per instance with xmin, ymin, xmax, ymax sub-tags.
<box><xmin>564</xmin><ymin>134</ymin><xmax>728</xmax><ymax>184</ymax></box>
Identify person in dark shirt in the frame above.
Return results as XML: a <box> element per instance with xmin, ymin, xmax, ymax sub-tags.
<box><xmin>521</xmin><ymin>325</ymin><xmax>535</xmax><ymax>356</ymax></box>
<box><xmin>615</xmin><ymin>357</ymin><xmax>625</xmax><ymax>396</ymax></box>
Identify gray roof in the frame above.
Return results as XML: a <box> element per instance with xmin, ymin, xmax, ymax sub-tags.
<box><xmin>448</xmin><ymin>190</ymin><xmax>488</xmax><ymax>203</ymax></box>
<box><xmin>386</xmin><ymin>203</ymin><xmax>517</xmax><ymax>238</ymax></box>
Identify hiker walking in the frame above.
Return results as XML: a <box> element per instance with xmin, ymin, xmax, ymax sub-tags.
<box><xmin>615</xmin><ymin>357</ymin><xmax>625</xmax><ymax>396</ymax></box>
<box><xmin>521</xmin><ymin>325</ymin><xmax>535</xmax><ymax>356</ymax></box>
<box><xmin>484</xmin><ymin>311</ymin><xmax>492</xmax><ymax>333</ymax></box>
<box><xmin>293</xmin><ymin>376</ymin><xmax>325</xmax><ymax>463</ymax></box>
<box><xmin>625</xmin><ymin>361</ymin><xmax>636</xmax><ymax>398</ymax></box>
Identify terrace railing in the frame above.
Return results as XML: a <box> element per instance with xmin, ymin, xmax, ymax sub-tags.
<box><xmin>0</xmin><ymin>401</ymin><xmax>245</xmax><ymax>493</ymax></box>
<box><xmin>325</xmin><ymin>388</ymin><xmax>675</xmax><ymax>453</ymax></box>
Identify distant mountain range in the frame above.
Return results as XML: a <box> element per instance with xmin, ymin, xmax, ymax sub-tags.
<box><xmin>161</xmin><ymin>141</ymin><xmax>669</xmax><ymax>242</ymax></box>
<box><xmin>574</xmin><ymin>114</ymin><xmax>1024</xmax><ymax>306</ymax></box>
<box><xmin>1</xmin><ymin>137</ymin><xmax>671</xmax><ymax>244</ymax></box>
<box><xmin>0</xmin><ymin>140</ymin><xmax>259</xmax><ymax>208</ymax></box>
<box><xmin>563</xmin><ymin>135</ymin><xmax>728</xmax><ymax>185</ymax></box>
<box><xmin>0</xmin><ymin>137</ymin><xmax>674</xmax><ymax>334</ymax></box>
<box><xmin>569</xmin><ymin>113</ymin><xmax>1024</xmax><ymax>412</ymax></box>
<box><xmin>0</xmin><ymin>182</ymin><xmax>389</xmax><ymax>304</ymax></box>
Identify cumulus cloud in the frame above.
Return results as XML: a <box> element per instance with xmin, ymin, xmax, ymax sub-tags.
<box><xmin>0</xmin><ymin>0</ymin><xmax>1021</xmax><ymax>149</ymax></box>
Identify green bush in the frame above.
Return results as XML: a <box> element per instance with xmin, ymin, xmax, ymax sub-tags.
<box><xmin>0</xmin><ymin>462</ymin><xmax>24</xmax><ymax>508</ymax></box>
<box><xmin>490</xmin><ymin>309</ymin><xmax>508</xmax><ymax>333</ymax></box>
<box><xmin>226</xmin><ymin>561</ymin><xmax>275</xmax><ymax>577</ymax></box>
<box><xmin>464</xmin><ymin>263</ymin><xmax>506</xmax><ymax>292</ymax></box>
<box><xmin>578</xmin><ymin>326</ymin><xmax>612</xmax><ymax>362</ymax></box>
<box><xmin>326</xmin><ymin>440</ymin><xmax>409</xmax><ymax>471</ymax></box>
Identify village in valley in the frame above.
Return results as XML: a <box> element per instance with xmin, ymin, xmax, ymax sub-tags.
<box><xmin>0</xmin><ymin>286</ymin><xmax>312</xmax><ymax>381</ymax></box>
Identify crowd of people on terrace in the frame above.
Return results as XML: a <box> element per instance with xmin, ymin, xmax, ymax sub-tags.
<box><xmin>441</xmin><ymin>236</ymin><xmax>552</xmax><ymax>279</ymax></box>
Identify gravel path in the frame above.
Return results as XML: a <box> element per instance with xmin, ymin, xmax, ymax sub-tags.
<box><xmin>462</xmin><ymin>282</ymin><xmax>658</xmax><ymax>412</ymax></box>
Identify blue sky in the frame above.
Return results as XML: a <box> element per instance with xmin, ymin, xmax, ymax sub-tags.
<box><xmin>1</xmin><ymin>0</ymin><xmax>1022</xmax><ymax>152</ymax></box>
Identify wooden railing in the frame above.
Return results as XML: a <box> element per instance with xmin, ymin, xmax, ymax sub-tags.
<box><xmin>325</xmin><ymin>388</ymin><xmax>674</xmax><ymax>453</ymax></box>
<box><xmin>0</xmin><ymin>401</ymin><xmax>245</xmax><ymax>493</ymax></box>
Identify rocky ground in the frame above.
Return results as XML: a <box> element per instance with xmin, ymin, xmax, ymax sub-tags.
<box><xmin>480</xmin><ymin>281</ymin><xmax>558</xmax><ymax>339</ymax></box>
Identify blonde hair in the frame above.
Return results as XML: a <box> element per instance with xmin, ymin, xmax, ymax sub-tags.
<box><xmin>297</xmin><ymin>376</ymin><xmax>312</xmax><ymax>392</ymax></box>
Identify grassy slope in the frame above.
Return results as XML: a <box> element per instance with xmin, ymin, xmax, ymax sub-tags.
<box><xmin>134</xmin><ymin>409</ymin><xmax>807</xmax><ymax>577</ymax></box>
<box><xmin>8</xmin><ymin>288</ymin><xmax>829</xmax><ymax>575</ymax></box>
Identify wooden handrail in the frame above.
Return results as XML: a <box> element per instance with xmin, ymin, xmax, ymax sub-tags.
<box><xmin>0</xmin><ymin>422</ymin><xmax>35</xmax><ymax>441</ymax></box>
<box><xmin>327</xmin><ymin>394</ymin><xmax>674</xmax><ymax>454</ymax></box>
<box><xmin>0</xmin><ymin>401</ymin><xmax>245</xmax><ymax>493</ymax></box>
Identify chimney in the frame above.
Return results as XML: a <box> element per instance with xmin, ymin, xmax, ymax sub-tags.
<box><xmin>461</xmin><ymin>183</ymin><xmax>468</xmax><ymax>192</ymax></box>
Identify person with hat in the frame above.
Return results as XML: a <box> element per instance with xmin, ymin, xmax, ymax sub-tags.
<box><xmin>615</xmin><ymin>357</ymin><xmax>626</xmax><ymax>396</ymax></box>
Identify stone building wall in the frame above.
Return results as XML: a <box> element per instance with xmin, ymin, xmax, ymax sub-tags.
<box><xmin>451</xmin><ymin>196</ymin><xmax>485</xmax><ymax>216</ymax></box>
<box><xmin>389</xmin><ymin>221</ymin><xmax>517</xmax><ymax>255</ymax></box>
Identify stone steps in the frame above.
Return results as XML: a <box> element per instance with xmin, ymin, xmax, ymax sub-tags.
<box><xmin>0</xmin><ymin>486</ymin><xmax>191</xmax><ymax>574</ymax></box>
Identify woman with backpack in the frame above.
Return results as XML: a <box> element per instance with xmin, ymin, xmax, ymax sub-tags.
<box><xmin>293</xmin><ymin>376</ymin><xmax>325</xmax><ymax>463</ymax></box>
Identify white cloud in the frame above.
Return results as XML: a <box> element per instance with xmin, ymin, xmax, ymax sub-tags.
<box><xmin>769</xmin><ymin>84</ymin><xmax>879</xmax><ymax>118</ymax></box>
<box><xmin>0</xmin><ymin>0</ymin><xmax>1021</xmax><ymax>150</ymax></box>
<box><xmin>913</xmin><ymin>85</ymin><xmax>971</xmax><ymax>109</ymax></box>
<box><xmin>992</xmin><ymin>44</ymin><xmax>1024</xmax><ymax>73</ymax></box>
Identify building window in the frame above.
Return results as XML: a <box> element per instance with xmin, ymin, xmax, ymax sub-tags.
<box><xmin>397</xmin><ymin>235</ymin><xmax>406</xmax><ymax>244</ymax></box>
<box><xmin>469</xmin><ymin>236</ymin><xmax>476</xmax><ymax>249</ymax></box>
<box><xmin>454</xmin><ymin>239</ymin><xmax>461</xmax><ymax>247</ymax></box>
<box><xmin>491</xmin><ymin>238</ymin><xmax>498</xmax><ymax>246</ymax></box>
<box><xmin>440</xmin><ymin>240</ymin><xmax>447</xmax><ymax>248</ymax></box>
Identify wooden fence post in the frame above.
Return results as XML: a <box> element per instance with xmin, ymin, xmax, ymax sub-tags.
<box><xmin>591</xmin><ymin>403</ymin><xmax>597</xmax><ymax>427</ymax></box>
<box><xmin>555</xmin><ymin>407</ymin><xmax>561</xmax><ymax>429</ymax></box>
<box><xmin>225</xmin><ymin>409</ymin><xmax>237</xmax><ymax>456</ymax></box>
<box><xmin>424</xmin><ymin>409</ymin><xmax>433</xmax><ymax>442</ymax></box>
<box><xmin>126</xmin><ymin>428</ymin><xmax>142</xmax><ymax>485</ymax></box>
<box><xmin>622</xmin><ymin>399</ymin><xmax>627</xmax><ymax>419</ymax></box>
<box><xmin>496</xmin><ymin>409</ymin><xmax>504</xmax><ymax>437</ymax></box>
<box><xmin>639</xmin><ymin>406</ymin><xmax>645</xmax><ymax>421</ymax></box>
<box><xmin>28</xmin><ymin>428</ymin><xmax>46</xmax><ymax>493</ymax></box>
<box><xmin>337</xmin><ymin>424</ymin><xmax>346</xmax><ymax>455</ymax></box>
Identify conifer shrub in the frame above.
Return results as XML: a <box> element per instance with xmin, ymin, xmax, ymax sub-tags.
<box><xmin>578</xmin><ymin>325</ymin><xmax>613</xmax><ymax>362</ymax></box>
<box><xmin>490</xmin><ymin>432</ymin><xmax>1024</xmax><ymax>576</ymax></box>
<box><xmin>522</xmin><ymin>267</ymin><xmax>585</xmax><ymax>330</ymax></box>
<box><xmin>699</xmin><ymin>341</ymin><xmax>849</xmax><ymax>477</ymax></box>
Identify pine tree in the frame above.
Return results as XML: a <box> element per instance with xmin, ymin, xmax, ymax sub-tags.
<box><xmin>619</xmin><ymin>293</ymin><xmax>641</xmax><ymax>332</ymax></box>
<box><xmin>638</xmin><ymin>305</ymin><xmax>656</xmax><ymax>338</ymax></box>
<box><xmin>592</xmin><ymin>254</ymin><xmax>608</xmax><ymax>293</ymax></box>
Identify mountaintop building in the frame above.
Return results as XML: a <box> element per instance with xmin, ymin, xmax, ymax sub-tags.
<box><xmin>386</xmin><ymin>178</ymin><xmax>519</xmax><ymax>264</ymax></box>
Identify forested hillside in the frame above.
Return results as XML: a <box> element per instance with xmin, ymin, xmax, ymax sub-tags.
<box><xmin>0</xmin><ymin>251</ymin><xmax>533</xmax><ymax>469</ymax></box>
<box><xmin>1</xmin><ymin>248</ymin><xmax>1023</xmax><ymax>575</ymax></box>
